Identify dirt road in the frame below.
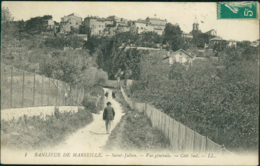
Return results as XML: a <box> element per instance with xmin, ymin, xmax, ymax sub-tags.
<box><xmin>47</xmin><ymin>88</ymin><xmax>125</xmax><ymax>152</ymax></box>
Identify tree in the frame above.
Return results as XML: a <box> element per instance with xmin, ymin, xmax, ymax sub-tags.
<box><xmin>24</xmin><ymin>15</ymin><xmax>52</xmax><ymax>34</ymax></box>
<box><xmin>213</xmin><ymin>41</ymin><xmax>228</xmax><ymax>53</ymax></box>
<box><xmin>163</xmin><ymin>23</ymin><xmax>183</xmax><ymax>51</ymax></box>
<box><xmin>69</xmin><ymin>26</ymin><xmax>79</xmax><ymax>36</ymax></box>
<box><xmin>139</xmin><ymin>31</ymin><xmax>161</xmax><ymax>46</ymax></box>
<box><xmin>79</xmin><ymin>25</ymin><xmax>91</xmax><ymax>37</ymax></box>
<box><xmin>1</xmin><ymin>7</ymin><xmax>19</xmax><ymax>56</ymax></box>
<box><xmin>40</xmin><ymin>50</ymin><xmax>91</xmax><ymax>86</ymax></box>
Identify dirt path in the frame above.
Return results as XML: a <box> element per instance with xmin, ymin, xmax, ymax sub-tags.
<box><xmin>44</xmin><ymin>88</ymin><xmax>125</xmax><ymax>152</ymax></box>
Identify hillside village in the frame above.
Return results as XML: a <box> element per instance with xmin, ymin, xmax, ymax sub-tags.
<box><xmin>14</xmin><ymin>13</ymin><xmax>259</xmax><ymax>48</ymax></box>
<box><xmin>1</xmin><ymin>5</ymin><xmax>259</xmax><ymax>157</ymax></box>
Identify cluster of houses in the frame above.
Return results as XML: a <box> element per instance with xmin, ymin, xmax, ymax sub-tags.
<box><xmin>41</xmin><ymin>13</ymin><xmax>259</xmax><ymax>49</ymax></box>
<box><xmin>54</xmin><ymin>13</ymin><xmax>167</xmax><ymax>36</ymax></box>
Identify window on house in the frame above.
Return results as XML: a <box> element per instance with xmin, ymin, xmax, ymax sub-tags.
<box><xmin>70</xmin><ymin>22</ymin><xmax>71</xmax><ymax>24</ymax></box>
<box><xmin>99</xmin><ymin>25</ymin><xmax>101</xmax><ymax>27</ymax></box>
<box><xmin>141</xmin><ymin>27</ymin><xmax>143</xmax><ymax>29</ymax></box>
<box><xmin>76</xmin><ymin>23</ymin><xmax>78</xmax><ymax>25</ymax></box>
<box><xmin>99</xmin><ymin>30</ymin><xmax>101</xmax><ymax>34</ymax></box>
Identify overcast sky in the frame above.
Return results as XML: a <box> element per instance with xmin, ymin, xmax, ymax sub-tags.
<box><xmin>2</xmin><ymin>2</ymin><xmax>259</xmax><ymax>41</ymax></box>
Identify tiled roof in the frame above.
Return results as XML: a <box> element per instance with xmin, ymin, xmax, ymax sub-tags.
<box><xmin>205</xmin><ymin>29</ymin><xmax>216</xmax><ymax>33</ymax></box>
<box><xmin>210</xmin><ymin>37</ymin><xmax>223</xmax><ymax>41</ymax></box>
<box><xmin>171</xmin><ymin>49</ymin><xmax>193</xmax><ymax>58</ymax></box>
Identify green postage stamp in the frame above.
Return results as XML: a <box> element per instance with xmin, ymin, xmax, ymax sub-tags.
<box><xmin>217</xmin><ymin>2</ymin><xmax>258</xmax><ymax>19</ymax></box>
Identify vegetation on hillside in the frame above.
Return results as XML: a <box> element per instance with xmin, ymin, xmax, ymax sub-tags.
<box><xmin>128</xmin><ymin>46</ymin><xmax>259</xmax><ymax>153</ymax></box>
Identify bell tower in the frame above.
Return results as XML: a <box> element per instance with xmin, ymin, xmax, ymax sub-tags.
<box><xmin>193</xmin><ymin>16</ymin><xmax>199</xmax><ymax>31</ymax></box>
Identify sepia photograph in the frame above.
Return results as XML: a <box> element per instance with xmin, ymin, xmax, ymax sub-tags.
<box><xmin>1</xmin><ymin>1</ymin><xmax>259</xmax><ymax>165</ymax></box>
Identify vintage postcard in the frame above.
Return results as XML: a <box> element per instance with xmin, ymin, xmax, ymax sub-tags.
<box><xmin>1</xmin><ymin>1</ymin><xmax>259</xmax><ymax>165</ymax></box>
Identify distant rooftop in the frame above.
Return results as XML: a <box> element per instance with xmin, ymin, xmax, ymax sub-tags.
<box><xmin>135</xmin><ymin>19</ymin><xmax>147</xmax><ymax>24</ymax></box>
<box><xmin>67</xmin><ymin>13</ymin><xmax>81</xmax><ymax>17</ymax></box>
<box><xmin>107</xmin><ymin>15</ymin><xmax>120</xmax><ymax>21</ymax></box>
<box><xmin>146</xmin><ymin>17</ymin><xmax>167</xmax><ymax>21</ymax></box>
<box><xmin>210</xmin><ymin>36</ymin><xmax>223</xmax><ymax>41</ymax></box>
<box><xmin>205</xmin><ymin>29</ymin><xmax>216</xmax><ymax>33</ymax></box>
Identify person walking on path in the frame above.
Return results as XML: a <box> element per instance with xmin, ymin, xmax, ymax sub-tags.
<box><xmin>103</xmin><ymin>102</ymin><xmax>115</xmax><ymax>134</ymax></box>
<box><xmin>105</xmin><ymin>91</ymin><xmax>109</xmax><ymax>99</ymax></box>
<box><xmin>112</xmin><ymin>91</ymin><xmax>116</xmax><ymax>99</ymax></box>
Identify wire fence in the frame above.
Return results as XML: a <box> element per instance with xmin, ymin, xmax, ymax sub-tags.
<box><xmin>1</xmin><ymin>63</ymin><xmax>84</xmax><ymax>110</ymax></box>
<box><xmin>121</xmin><ymin>87</ymin><xmax>236</xmax><ymax>156</ymax></box>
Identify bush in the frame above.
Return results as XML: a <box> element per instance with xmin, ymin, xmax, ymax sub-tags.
<box><xmin>44</xmin><ymin>36</ymin><xmax>84</xmax><ymax>50</ymax></box>
<box><xmin>1</xmin><ymin>107</ymin><xmax>93</xmax><ymax>150</ymax></box>
<box><xmin>82</xmin><ymin>97</ymin><xmax>98</xmax><ymax>113</ymax></box>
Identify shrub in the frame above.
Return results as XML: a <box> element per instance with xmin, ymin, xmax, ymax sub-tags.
<box><xmin>82</xmin><ymin>97</ymin><xmax>97</xmax><ymax>113</ymax></box>
<box><xmin>1</xmin><ymin>107</ymin><xmax>93</xmax><ymax>149</ymax></box>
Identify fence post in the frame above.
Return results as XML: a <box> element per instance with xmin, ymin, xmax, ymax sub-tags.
<box><xmin>41</xmin><ymin>75</ymin><xmax>44</xmax><ymax>106</ymax></box>
<box><xmin>75</xmin><ymin>84</ymin><xmax>78</xmax><ymax>105</ymax></box>
<box><xmin>145</xmin><ymin>102</ymin><xmax>147</xmax><ymax>116</ymax></box>
<box><xmin>33</xmin><ymin>73</ymin><xmax>36</xmax><ymax>106</ymax></box>
<box><xmin>57</xmin><ymin>80</ymin><xmax>59</xmax><ymax>105</ymax></box>
<box><xmin>48</xmin><ymin>78</ymin><xmax>50</xmax><ymax>106</ymax></box>
<box><xmin>10</xmin><ymin>66</ymin><xmax>14</xmax><ymax>108</ymax></box>
<box><xmin>177</xmin><ymin>122</ymin><xmax>181</xmax><ymax>152</ymax></box>
<box><xmin>22</xmin><ymin>71</ymin><xmax>25</xmax><ymax>108</ymax></box>
<box><xmin>221</xmin><ymin>144</ymin><xmax>225</xmax><ymax>156</ymax></box>
<box><xmin>10</xmin><ymin>66</ymin><xmax>13</xmax><ymax>108</ymax></box>
<box><xmin>185</xmin><ymin>125</ymin><xmax>187</xmax><ymax>152</ymax></box>
<box><xmin>193</xmin><ymin>129</ymin><xmax>196</xmax><ymax>154</ymax></box>
<box><xmin>56</xmin><ymin>80</ymin><xmax>58</xmax><ymax>106</ymax></box>
<box><xmin>206</xmin><ymin>136</ymin><xmax>208</xmax><ymax>154</ymax></box>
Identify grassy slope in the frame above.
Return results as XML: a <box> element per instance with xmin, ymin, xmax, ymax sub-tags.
<box><xmin>103</xmin><ymin>89</ymin><xmax>170</xmax><ymax>152</ymax></box>
<box><xmin>1</xmin><ymin>107</ymin><xmax>93</xmax><ymax>150</ymax></box>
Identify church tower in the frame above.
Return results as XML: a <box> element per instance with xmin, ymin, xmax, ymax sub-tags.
<box><xmin>193</xmin><ymin>16</ymin><xmax>199</xmax><ymax>31</ymax></box>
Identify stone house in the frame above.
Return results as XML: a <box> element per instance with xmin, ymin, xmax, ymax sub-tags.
<box><xmin>209</xmin><ymin>36</ymin><xmax>227</xmax><ymax>48</ymax></box>
<box><xmin>167</xmin><ymin>49</ymin><xmax>194</xmax><ymax>65</ymax></box>
<box><xmin>60</xmin><ymin>13</ymin><xmax>82</xmax><ymax>33</ymax></box>
<box><xmin>227</xmin><ymin>40</ymin><xmax>238</xmax><ymax>48</ymax></box>
<box><xmin>130</xmin><ymin>17</ymin><xmax>167</xmax><ymax>35</ymax></box>
<box><xmin>106</xmin><ymin>15</ymin><xmax>120</xmax><ymax>22</ymax></box>
<box><xmin>146</xmin><ymin>17</ymin><xmax>167</xmax><ymax>35</ymax></box>
<box><xmin>161</xmin><ymin>49</ymin><xmax>195</xmax><ymax>70</ymax></box>
<box><xmin>84</xmin><ymin>16</ymin><xmax>106</xmax><ymax>36</ymax></box>
<box><xmin>205</xmin><ymin>29</ymin><xmax>217</xmax><ymax>36</ymax></box>
<box><xmin>43</xmin><ymin>19</ymin><xmax>55</xmax><ymax>30</ymax></box>
<box><xmin>117</xmin><ymin>24</ymin><xmax>130</xmax><ymax>33</ymax></box>
<box><xmin>130</xmin><ymin>20</ymin><xmax>148</xmax><ymax>34</ymax></box>
<box><xmin>251</xmin><ymin>40</ymin><xmax>259</xmax><ymax>47</ymax></box>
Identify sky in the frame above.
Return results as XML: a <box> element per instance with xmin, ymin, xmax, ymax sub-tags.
<box><xmin>2</xmin><ymin>2</ymin><xmax>259</xmax><ymax>41</ymax></box>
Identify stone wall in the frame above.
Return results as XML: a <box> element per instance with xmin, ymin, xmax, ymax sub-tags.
<box><xmin>1</xmin><ymin>106</ymin><xmax>85</xmax><ymax>121</ymax></box>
